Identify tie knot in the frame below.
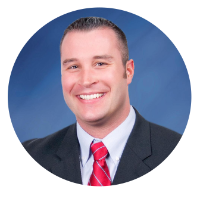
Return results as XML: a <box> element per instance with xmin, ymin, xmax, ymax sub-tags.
<box><xmin>90</xmin><ymin>142</ymin><xmax>108</xmax><ymax>161</ymax></box>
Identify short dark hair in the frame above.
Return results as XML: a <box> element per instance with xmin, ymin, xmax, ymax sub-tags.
<box><xmin>60</xmin><ymin>17</ymin><xmax>129</xmax><ymax>66</ymax></box>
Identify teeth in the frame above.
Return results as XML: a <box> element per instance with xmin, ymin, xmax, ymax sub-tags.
<box><xmin>79</xmin><ymin>93</ymin><xmax>104</xmax><ymax>100</ymax></box>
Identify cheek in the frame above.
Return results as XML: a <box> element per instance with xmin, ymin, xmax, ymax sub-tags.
<box><xmin>102</xmin><ymin>68</ymin><xmax>124</xmax><ymax>86</ymax></box>
<box><xmin>61</xmin><ymin>74</ymin><xmax>75</xmax><ymax>94</ymax></box>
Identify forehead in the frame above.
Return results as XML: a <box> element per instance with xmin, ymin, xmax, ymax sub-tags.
<box><xmin>60</xmin><ymin>28</ymin><xmax>120</xmax><ymax>58</ymax></box>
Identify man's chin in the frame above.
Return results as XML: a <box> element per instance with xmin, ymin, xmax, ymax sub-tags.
<box><xmin>76</xmin><ymin>113</ymin><xmax>107</xmax><ymax>126</ymax></box>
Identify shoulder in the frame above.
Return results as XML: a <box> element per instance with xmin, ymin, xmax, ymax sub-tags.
<box><xmin>131</xmin><ymin>107</ymin><xmax>182</xmax><ymax>169</ymax></box>
<box><xmin>23</xmin><ymin>125</ymin><xmax>72</xmax><ymax>151</ymax></box>
<box><xmin>149</xmin><ymin>122</ymin><xmax>182</xmax><ymax>147</ymax></box>
<box><xmin>22</xmin><ymin>124</ymin><xmax>75</xmax><ymax>169</ymax></box>
<box><xmin>146</xmin><ymin>122</ymin><xmax>182</xmax><ymax>168</ymax></box>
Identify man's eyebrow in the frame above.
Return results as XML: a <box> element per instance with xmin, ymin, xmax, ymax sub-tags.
<box><xmin>62</xmin><ymin>58</ymin><xmax>78</xmax><ymax>64</ymax></box>
<box><xmin>62</xmin><ymin>55</ymin><xmax>114</xmax><ymax>64</ymax></box>
<box><xmin>93</xmin><ymin>55</ymin><xmax>114</xmax><ymax>61</ymax></box>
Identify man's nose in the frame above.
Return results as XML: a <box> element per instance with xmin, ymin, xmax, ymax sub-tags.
<box><xmin>78</xmin><ymin>69</ymin><xmax>98</xmax><ymax>87</ymax></box>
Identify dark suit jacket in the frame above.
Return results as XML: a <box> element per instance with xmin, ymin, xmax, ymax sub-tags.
<box><xmin>23</xmin><ymin>108</ymin><xmax>181</xmax><ymax>185</ymax></box>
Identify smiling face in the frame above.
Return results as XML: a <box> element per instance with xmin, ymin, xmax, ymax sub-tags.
<box><xmin>61</xmin><ymin>28</ymin><xmax>134</xmax><ymax>131</ymax></box>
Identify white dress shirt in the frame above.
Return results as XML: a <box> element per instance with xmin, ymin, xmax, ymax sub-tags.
<box><xmin>77</xmin><ymin>106</ymin><xmax>136</xmax><ymax>185</ymax></box>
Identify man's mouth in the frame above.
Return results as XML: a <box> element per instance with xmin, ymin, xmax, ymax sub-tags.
<box><xmin>77</xmin><ymin>93</ymin><xmax>106</xmax><ymax>101</ymax></box>
<box><xmin>79</xmin><ymin>93</ymin><xmax>104</xmax><ymax>100</ymax></box>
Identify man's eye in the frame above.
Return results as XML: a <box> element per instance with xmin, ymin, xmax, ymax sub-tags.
<box><xmin>96</xmin><ymin>62</ymin><xmax>105</xmax><ymax>66</ymax></box>
<box><xmin>69</xmin><ymin>65</ymin><xmax>78</xmax><ymax>69</ymax></box>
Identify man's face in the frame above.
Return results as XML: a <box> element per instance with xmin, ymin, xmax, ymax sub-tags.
<box><xmin>60</xmin><ymin>28</ymin><xmax>134</xmax><ymax>127</ymax></box>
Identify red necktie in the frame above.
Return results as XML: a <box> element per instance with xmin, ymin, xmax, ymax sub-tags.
<box><xmin>88</xmin><ymin>142</ymin><xmax>111</xmax><ymax>186</ymax></box>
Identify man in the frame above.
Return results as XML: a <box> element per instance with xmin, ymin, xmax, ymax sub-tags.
<box><xmin>23</xmin><ymin>17</ymin><xmax>181</xmax><ymax>186</ymax></box>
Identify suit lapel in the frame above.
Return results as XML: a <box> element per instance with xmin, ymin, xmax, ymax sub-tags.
<box><xmin>50</xmin><ymin>108</ymin><xmax>152</xmax><ymax>185</ymax></box>
<box><xmin>112</xmin><ymin>108</ymin><xmax>152</xmax><ymax>185</ymax></box>
<box><xmin>51</xmin><ymin>123</ymin><xmax>82</xmax><ymax>184</ymax></box>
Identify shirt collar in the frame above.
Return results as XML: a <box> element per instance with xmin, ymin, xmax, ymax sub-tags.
<box><xmin>77</xmin><ymin>106</ymin><xmax>136</xmax><ymax>167</ymax></box>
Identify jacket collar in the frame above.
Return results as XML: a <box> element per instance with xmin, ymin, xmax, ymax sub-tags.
<box><xmin>51</xmin><ymin>107</ymin><xmax>152</xmax><ymax>185</ymax></box>
<box><xmin>52</xmin><ymin>123</ymin><xmax>82</xmax><ymax>184</ymax></box>
<box><xmin>112</xmin><ymin>108</ymin><xmax>152</xmax><ymax>185</ymax></box>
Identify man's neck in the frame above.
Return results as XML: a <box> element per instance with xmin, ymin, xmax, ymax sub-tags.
<box><xmin>77</xmin><ymin>105</ymin><xmax>131</xmax><ymax>139</ymax></box>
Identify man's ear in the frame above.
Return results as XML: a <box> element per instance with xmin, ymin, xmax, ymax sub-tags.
<box><xmin>126</xmin><ymin>59</ymin><xmax>134</xmax><ymax>85</ymax></box>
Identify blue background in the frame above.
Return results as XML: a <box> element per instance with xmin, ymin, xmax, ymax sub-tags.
<box><xmin>8</xmin><ymin>8</ymin><xmax>191</xmax><ymax>142</ymax></box>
